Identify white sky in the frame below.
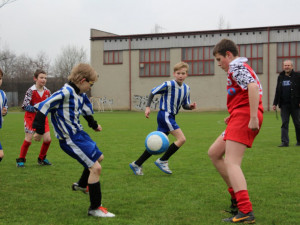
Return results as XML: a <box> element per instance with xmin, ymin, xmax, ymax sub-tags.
<box><xmin>0</xmin><ymin>0</ymin><xmax>300</xmax><ymax>62</ymax></box>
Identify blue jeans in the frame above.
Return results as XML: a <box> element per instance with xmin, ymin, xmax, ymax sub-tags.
<box><xmin>280</xmin><ymin>104</ymin><xmax>300</xmax><ymax>144</ymax></box>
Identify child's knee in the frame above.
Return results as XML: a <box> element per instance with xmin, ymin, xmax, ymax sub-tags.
<box><xmin>179</xmin><ymin>136</ymin><xmax>186</xmax><ymax>145</ymax></box>
<box><xmin>0</xmin><ymin>150</ymin><xmax>4</xmax><ymax>158</ymax></box>
<box><xmin>91</xmin><ymin>162</ymin><xmax>102</xmax><ymax>175</ymax></box>
<box><xmin>207</xmin><ymin>148</ymin><xmax>213</xmax><ymax>159</ymax></box>
<box><xmin>98</xmin><ymin>154</ymin><xmax>104</xmax><ymax>163</ymax></box>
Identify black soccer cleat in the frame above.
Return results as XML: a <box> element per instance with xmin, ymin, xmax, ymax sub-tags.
<box><xmin>37</xmin><ymin>157</ymin><xmax>52</xmax><ymax>166</ymax></box>
<box><xmin>16</xmin><ymin>158</ymin><xmax>26</xmax><ymax>167</ymax></box>
<box><xmin>72</xmin><ymin>182</ymin><xmax>89</xmax><ymax>194</ymax></box>
<box><xmin>223</xmin><ymin>210</ymin><xmax>255</xmax><ymax>223</ymax></box>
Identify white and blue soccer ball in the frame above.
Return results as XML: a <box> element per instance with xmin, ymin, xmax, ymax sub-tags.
<box><xmin>145</xmin><ymin>131</ymin><xmax>169</xmax><ymax>155</ymax></box>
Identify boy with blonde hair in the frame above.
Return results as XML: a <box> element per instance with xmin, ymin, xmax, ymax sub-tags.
<box><xmin>33</xmin><ymin>63</ymin><xmax>115</xmax><ymax>218</ymax></box>
<box><xmin>130</xmin><ymin>62</ymin><xmax>196</xmax><ymax>175</ymax></box>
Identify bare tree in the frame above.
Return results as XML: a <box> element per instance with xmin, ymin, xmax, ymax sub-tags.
<box><xmin>151</xmin><ymin>24</ymin><xmax>166</xmax><ymax>33</ymax></box>
<box><xmin>218</xmin><ymin>15</ymin><xmax>225</xmax><ymax>30</ymax></box>
<box><xmin>52</xmin><ymin>45</ymin><xmax>87</xmax><ymax>78</ymax></box>
<box><xmin>218</xmin><ymin>15</ymin><xmax>231</xmax><ymax>30</ymax></box>
<box><xmin>0</xmin><ymin>0</ymin><xmax>17</xmax><ymax>8</ymax></box>
<box><xmin>32</xmin><ymin>51</ymin><xmax>51</xmax><ymax>74</ymax></box>
<box><xmin>13</xmin><ymin>54</ymin><xmax>36</xmax><ymax>79</ymax></box>
<box><xmin>0</xmin><ymin>48</ymin><xmax>16</xmax><ymax>77</ymax></box>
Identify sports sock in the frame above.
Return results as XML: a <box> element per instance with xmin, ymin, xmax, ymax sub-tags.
<box><xmin>38</xmin><ymin>141</ymin><xmax>51</xmax><ymax>159</ymax></box>
<box><xmin>235</xmin><ymin>190</ymin><xmax>253</xmax><ymax>214</ymax></box>
<box><xmin>19</xmin><ymin>140</ymin><xmax>31</xmax><ymax>159</ymax></box>
<box><xmin>228</xmin><ymin>187</ymin><xmax>236</xmax><ymax>200</ymax></box>
<box><xmin>0</xmin><ymin>158</ymin><xmax>2</xmax><ymax>162</ymax></box>
<box><xmin>78</xmin><ymin>168</ymin><xmax>90</xmax><ymax>188</ymax></box>
<box><xmin>88</xmin><ymin>182</ymin><xmax>101</xmax><ymax>210</ymax></box>
<box><xmin>160</xmin><ymin>143</ymin><xmax>179</xmax><ymax>161</ymax></box>
<box><xmin>135</xmin><ymin>150</ymin><xmax>152</xmax><ymax>166</ymax></box>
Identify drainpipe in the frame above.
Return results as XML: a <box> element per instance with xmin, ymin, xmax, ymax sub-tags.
<box><xmin>129</xmin><ymin>37</ymin><xmax>132</xmax><ymax>110</ymax></box>
<box><xmin>267</xmin><ymin>27</ymin><xmax>270</xmax><ymax>111</ymax></box>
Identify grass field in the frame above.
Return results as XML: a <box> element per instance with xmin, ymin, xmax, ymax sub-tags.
<box><xmin>0</xmin><ymin>111</ymin><xmax>299</xmax><ymax>225</ymax></box>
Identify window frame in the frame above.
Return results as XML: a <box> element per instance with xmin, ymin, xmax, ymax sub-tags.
<box><xmin>277</xmin><ymin>42</ymin><xmax>300</xmax><ymax>73</ymax></box>
<box><xmin>181</xmin><ymin>46</ymin><xmax>214</xmax><ymax>76</ymax></box>
<box><xmin>104</xmin><ymin>50</ymin><xmax>123</xmax><ymax>65</ymax></box>
<box><xmin>139</xmin><ymin>49</ymin><xmax>170</xmax><ymax>77</ymax></box>
<box><xmin>238</xmin><ymin>44</ymin><xmax>263</xmax><ymax>74</ymax></box>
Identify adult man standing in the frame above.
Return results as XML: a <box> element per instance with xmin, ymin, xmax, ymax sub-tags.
<box><xmin>273</xmin><ymin>60</ymin><xmax>300</xmax><ymax>147</ymax></box>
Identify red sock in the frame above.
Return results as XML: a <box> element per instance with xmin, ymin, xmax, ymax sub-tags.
<box><xmin>228</xmin><ymin>187</ymin><xmax>236</xmax><ymax>200</ymax></box>
<box><xmin>235</xmin><ymin>190</ymin><xmax>253</xmax><ymax>214</ymax></box>
<box><xmin>39</xmin><ymin>141</ymin><xmax>51</xmax><ymax>160</ymax></box>
<box><xmin>19</xmin><ymin>140</ymin><xmax>31</xmax><ymax>159</ymax></box>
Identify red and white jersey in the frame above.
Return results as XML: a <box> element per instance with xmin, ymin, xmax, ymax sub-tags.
<box><xmin>22</xmin><ymin>84</ymin><xmax>51</xmax><ymax>115</ymax></box>
<box><xmin>227</xmin><ymin>57</ymin><xmax>263</xmax><ymax>114</ymax></box>
<box><xmin>22</xmin><ymin>85</ymin><xmax>51</xmax><ymax>133</ymax></box>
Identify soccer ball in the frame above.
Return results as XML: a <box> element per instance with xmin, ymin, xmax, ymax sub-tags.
<box><xmin>145</xmin><ymin>131</ymin><xmax>169</xmax><ymax>155</ymax></box>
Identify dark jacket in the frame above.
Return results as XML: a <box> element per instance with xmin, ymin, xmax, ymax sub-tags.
<box><xmin>273</xmin><ymin>70</ymin><xmax>300</xmax><ymax>108</ymax></box>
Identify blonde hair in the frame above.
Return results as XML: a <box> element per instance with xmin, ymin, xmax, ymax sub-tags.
<box><xmin>173</xmin><ymin>62</ymin><xmax>189</xmax><ymax>73</ymax></box>
<box><xmin>68</xmin><ymin>63</ymin><xmax>98</xmax><ymax>83</ymax></box>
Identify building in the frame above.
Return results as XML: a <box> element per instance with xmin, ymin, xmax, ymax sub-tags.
<box><xmin>90</xmin><ymin>24</ymin><xmax>300</xmax><ymax>112</ymax></box>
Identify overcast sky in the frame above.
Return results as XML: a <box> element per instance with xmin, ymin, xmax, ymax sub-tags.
<box><xmin>0</xmin><ymin>0</ymin><xmax>300</xmax><ymax>62</ymax></box>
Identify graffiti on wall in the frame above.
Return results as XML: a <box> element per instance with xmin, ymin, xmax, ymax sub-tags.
<box><xmin>133</xmin><ymin>95</ymin><xmax>159</xmax><ymax>110</ymax></box>
<box><xmin>90</xmin><ymin>96</ymin><xmax>113</xmax><ymax>112</ymax></box>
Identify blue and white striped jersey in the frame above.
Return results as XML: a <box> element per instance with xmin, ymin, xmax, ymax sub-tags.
<box><xmin>151</xmin><ymin>80</ymin><xmax>191</xmax><ymax>115</ymax></box>
<box><xmin>0</xmin><ymin>90</ymin><xmax>8</xmax><ymax>128</ymax></box>
<box><xmin>34</xmin><ymin>83</ymin><xmax>94</xmax><ymax>140</ymax></box>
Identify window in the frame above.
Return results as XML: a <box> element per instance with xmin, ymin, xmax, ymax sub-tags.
<box><xmin>277</xmin><ymin>42</ymin><xmax>300</xmax><ymax>72</ymax></box>
<box><xmin>181</xmin><ymin>46</ymin><xmax>214</xmax><ymax>76</ymax></box>
<box><xmin>139</xmin><ymin>49</ymin><xmax>170</xmax><ymax>77</ymax></box>
<box><xmin>104</xmin><ymin>51</ymin><xmax>123</xmax><ymax>64</ymax></box>
<box><xmin>238</xmin><ymin>44</ymin><xmax>263</xmax><ymax>74</ymax></box>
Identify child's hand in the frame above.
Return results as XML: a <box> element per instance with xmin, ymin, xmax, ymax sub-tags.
<box><xmin>33</xmin><ymin>133</ymin><xmax>42</xmax><ymax>142</ymax></box>
<box><xmin>94</xmin><ymin>124</ymin><xmax>102</xmax><ymax>132</ymax></box>
<box><xmin>224</xmin><ymin>116</ymin><xmax>230</xmax><ymax>125</ymax></box>
<box><xmin>190</xmin><ymin>102</ymin><xmax>197</xmax><ymax>110</ymax></box>
<box><xmin>2</xmin><ymin>107</ymin><xmax>7</xmax><ymax>116</ymax></box>
<box><xmin>145</xmin><ymin>107</ymin><xmax>151</xmax><ymax>118</ymax></box>
<box><xmin>248</xmin><ymin>117</ymin><xmax>259</xmax><ymax>131</ymax></box>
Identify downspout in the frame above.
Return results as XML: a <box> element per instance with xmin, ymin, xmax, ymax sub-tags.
<box><xmin>129</xmin><ymin>37</ymin><xmax>132</xmax><ymax>110</ymax></box>
<box><xmin>267</xmin><ymin>27</ymin><xmax>270</xmax><ymax>111</ymax></box>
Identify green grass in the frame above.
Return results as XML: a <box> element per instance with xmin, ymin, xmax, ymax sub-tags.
<box><xmin>0</xmin><ymin>111</ymin><xmax>299</xmax><ymax>225</ymax></box>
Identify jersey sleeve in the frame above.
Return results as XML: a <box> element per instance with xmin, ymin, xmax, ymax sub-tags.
<box><xmin>231</xmin><ymin>65</ymin><xmax>255</xmax><ymax>90</ymax></box>
<box><xmin>151</xmin><ymin>82</ymin><xmax>168</xmax><ymax>95</ymax></box>
<box><xmin>81</xmin><ymin>94</ymin><xmax>94</xmax><ymax>116</ymax></box>
<box><xmin>1</xmin><ymin>91</ymin><xmax>8</xmax><ymax>109</ymax></box>
<box><xmin>182</xmin><ymin>84</ymin><xmax>191</xmax><ymax>106</ymax></box>
<box><xmin>22</xmin><ymin>88</ymin><xmax>35</xmax><ymax>112</ymax></box>
<box><xmin>34</xmin><ymin>89</ymin><xmax>65</xmax><ymax>116</ymax></box>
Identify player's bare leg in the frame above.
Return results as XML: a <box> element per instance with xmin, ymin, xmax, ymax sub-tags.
<box><xmin>224</xmin><ymin>140</ymin><xmax>247</xmax><ymax>192</ymax></box>
<box><xmin>87</xmin><ymin>155</ymin><xmax>115</xmax><ymax>218</ymax></box>
<box><xmin>208</xmin><ymin>135</ymin><xmax>230</xmax><ymax>186</ymax></box>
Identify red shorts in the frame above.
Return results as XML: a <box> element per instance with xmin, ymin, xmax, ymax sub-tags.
<box><xmin>24</xmin><ymin>112</ymin><xmax>50</xmax><ymax>134</ymax></box>
<box><xmin>224</xmin><ymin>108</ymin><xmax>263</xmax><ymax>148</ymax></box>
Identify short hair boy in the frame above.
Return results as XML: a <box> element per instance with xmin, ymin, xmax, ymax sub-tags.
<box><xmin>16</xmin><ymin>69</ymin><xmax>52</xmax><ymax>167</ymax></box>
<box><xmin>32</xmin><ymin>63</ymin><xmax>115</xmax><ymax>217</ymax></box>
<box><xmin>208</xmin><ymin>39</ymin><xmax>263</xmax><ymax>223</ymax></box>
<box><xmin>130</xmin><ymin>61</ymin><xmax>196</xmax><ymax>175</ymax></box>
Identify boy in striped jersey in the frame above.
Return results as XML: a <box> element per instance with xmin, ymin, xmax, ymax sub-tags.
<box><xmin>130</xmin><ymin>61</ymin><xmax>196</xmax><ymax>175</ymax></box>
<box><xmin>208</xmin><ymin>39</ymin><xmax>263</xmax><ymax>224</ymax></box>
<box><xmin>32</xmin><ymin>63</ymin><xmax>115</xmax><ymax>218</ymax></box>
<box><xmin>0</xmin><ymin>68</ymin><xmax>8</xmax><ymax>162</ymax></box>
